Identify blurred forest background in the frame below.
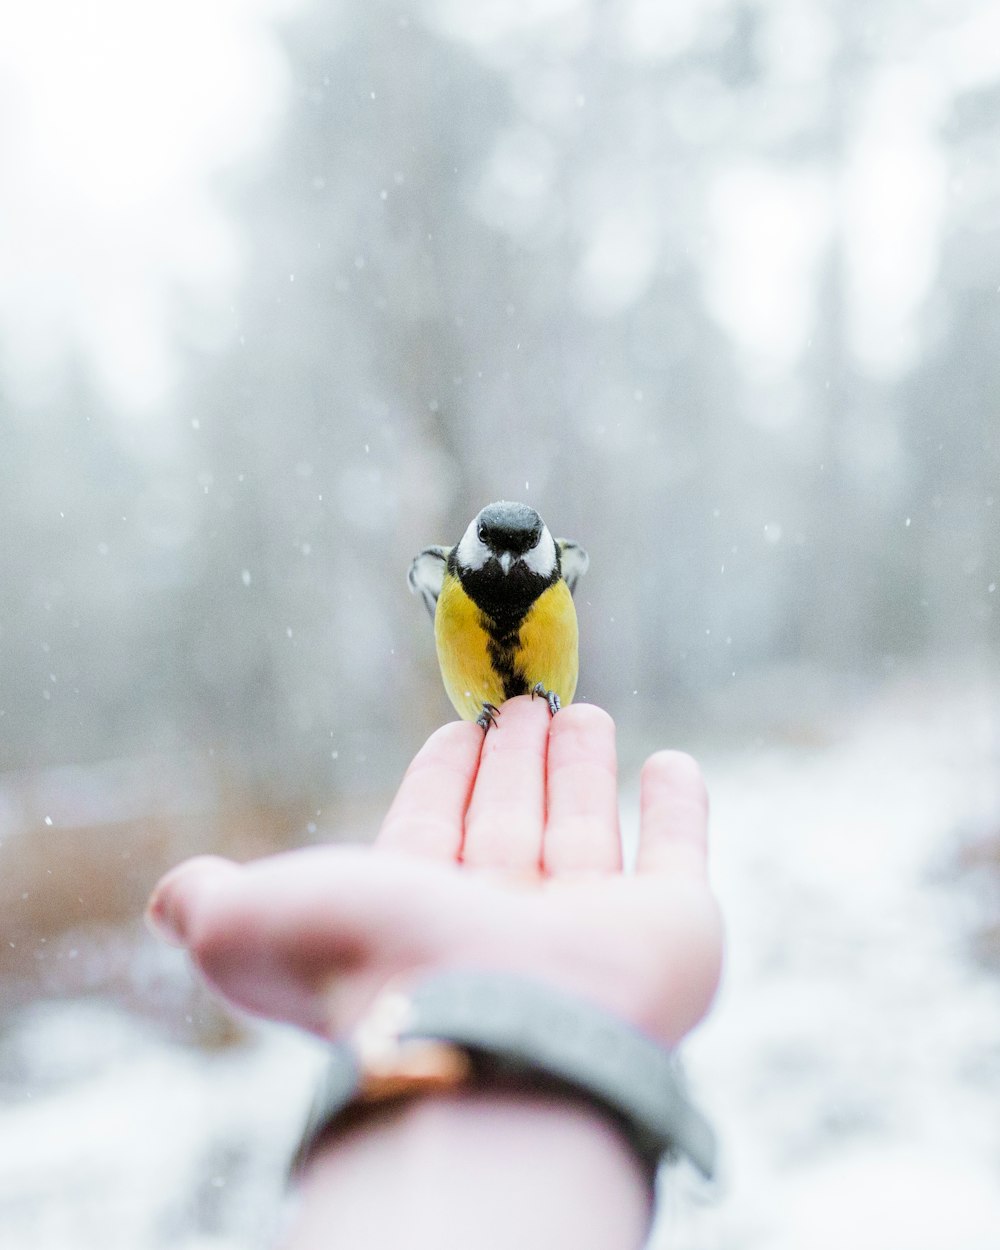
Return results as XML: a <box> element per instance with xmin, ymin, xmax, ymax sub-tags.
<box><xmin>1</xmin><ymin>0</ymin><xmax>999</xmax><ymax>1245</ymax></box>
<box><xmin>4</xmin><ymin>0</ymin><xmax>998</xmax><ymax>803</ymax></box>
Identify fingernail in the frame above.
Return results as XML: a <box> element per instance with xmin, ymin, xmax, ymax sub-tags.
<box><xmin>144</xmin><ymin>855</ymin><xmax>231</xmax><ymax>947</ymax></box>
<box><xmin>144</xmin><ymin>889</ymin><xmax>184</xmax><ymax>946</ymax></box>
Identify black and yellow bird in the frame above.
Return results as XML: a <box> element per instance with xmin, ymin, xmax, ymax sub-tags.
<box><xmin>409</xmin><ymin>501</ymin><xmax>589</xmax><ymax>729</ymax></box>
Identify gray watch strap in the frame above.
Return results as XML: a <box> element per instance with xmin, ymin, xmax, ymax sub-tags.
<box><xmin>295</xmin><ymin>970</ymin><xmax>716</xmax><ymax>1180</ymax></box>
<box><xmin>402</xmin><ymin>971</ymin><xmax>716</xmax><ymax>1177</ymax></box>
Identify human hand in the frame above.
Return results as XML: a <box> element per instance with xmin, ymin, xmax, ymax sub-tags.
<box><xmin>146</xmin><ymin>696</ymin><xmax>722</xmax><ymax>1049</ymax></box>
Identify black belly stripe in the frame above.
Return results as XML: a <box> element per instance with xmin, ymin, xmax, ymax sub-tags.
<box><xmin>491</xmin><ymin>640</ymin><xmax>529</xmax><ymax>699</ymax></box>
<box><xmin>459</xmin><ymin>561</ymin><xmax>561</xmax><ymax>701</ymax></box>
<box><xmin>481</xmin><ymin>614</ymin><xmax>530</xmax><ymax>699</ymax></box>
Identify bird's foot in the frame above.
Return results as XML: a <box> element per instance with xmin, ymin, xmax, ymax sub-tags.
<box><xmin>531</xmin><ymin>683</ymin><xmax>561</xmax><ymax>717</ymax></box>
<box><xmin>476</xmin><ymin>702</ymin><xmax>500</xmax><ymax>731</ymax></box>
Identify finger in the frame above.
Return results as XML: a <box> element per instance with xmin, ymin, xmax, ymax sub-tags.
<box><xmin>462</xmin><ymin>694</ymin><xmax>550</xmax><ymax>872</ymax></box>
<box><xmin>542</xmin><ymin>703</ymin><xmax>621</xmax><ymax>874</ymax></box>
<box><xmin>377</xmin><ymin>720</ymin><xmax>484</xmax><ymax>860</ymax></box>
<box><xmin>636</xmin><ymin>751</ymin><xmax>710</xmax><ymax>877</ymax></box>
<box><xmin>148</xmin><ymin>846</ymin><xmax>467</xmax><ymax>1032</ymax></box>
<box><xmin>146</xmin><ymin>855</ymin><xmax>239</xmax><ymax>948</ymax></box>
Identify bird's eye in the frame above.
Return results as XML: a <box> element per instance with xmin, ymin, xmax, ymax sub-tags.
<box><xmin>477</xmin><ymin>526</ymin><xmax>485</xmax><ymax>543</ymax></box>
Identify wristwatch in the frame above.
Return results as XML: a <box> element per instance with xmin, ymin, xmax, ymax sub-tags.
<box><xmin>292</xmin><ymin>969</ymin><xmax>717</xmax><ymax>1182</ymax></box>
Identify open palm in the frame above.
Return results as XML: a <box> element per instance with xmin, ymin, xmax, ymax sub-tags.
<box><xmin>148</xmin><ymin>696</ymin><xmax>722</xmax><ymax>1049</ymax></box>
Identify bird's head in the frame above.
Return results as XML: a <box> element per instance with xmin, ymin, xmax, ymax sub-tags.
<box><xmin>454</xmin><ymin>500</ymin><xmax>558</xmax><ymax>586</ymax></box>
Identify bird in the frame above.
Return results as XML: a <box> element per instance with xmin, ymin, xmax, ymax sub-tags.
<box><xmin>409</xmin><ymin>501</ymin><xmax>589</xmax><ymax>730</ymax></box>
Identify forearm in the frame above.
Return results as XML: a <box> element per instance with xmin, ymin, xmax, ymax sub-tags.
<box><xmin>282</xmin><ymin>1091</ymin><xmax>653</xmax><ymax>1250</ymax></box>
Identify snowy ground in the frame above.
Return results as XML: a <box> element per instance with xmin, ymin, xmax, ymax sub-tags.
<box><xmin>661</xmin><ymin>679</ymin><xmax>1000</xmax><ymax>1250</ymax></box>
<box><xmin>0</xmin><ymin>1000</ymin><xmax>323</xmax><ymax>1250</ymax></box>
<box><xmin>2</xmin><ymin>680</ymin><xmax>999</xmax><ymax>1249</ymax></box>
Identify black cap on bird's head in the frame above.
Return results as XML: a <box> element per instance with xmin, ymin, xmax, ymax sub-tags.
<box><xmin>455</xmin><ymin>500</ymin><xmax>557</xmax><ymax>587</ymax></box>
<box><xmin>476</xmin><ymin>501</ymin><xmax>543</xmax><ymax>557</ymax></box>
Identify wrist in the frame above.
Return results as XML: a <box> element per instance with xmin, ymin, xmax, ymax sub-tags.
<box><xmin>285</xmin><ymin>1090</ymin><xmax>654</xmax><ymax>1250</ymax></box>
<box><xmin>294</xmin><ymin>970</ymin><xmax>716</xmax><ymax>1183</ymax></box>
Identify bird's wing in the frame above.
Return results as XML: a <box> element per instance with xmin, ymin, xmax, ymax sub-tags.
<box><xmin>556</xmin><ymin>539</ymin><xmax>589</xmax><ymax>595</ymax></box>
<box><xmin>408</xmin><ymin>545</ymin><xmax>451</xmax><ymax>619</ymax></box>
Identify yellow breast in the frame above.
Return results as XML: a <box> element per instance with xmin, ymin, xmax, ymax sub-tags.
<box><xmin>516</xmin><ymin>578</ymin><xmax>579</xmax><ymax>701</ymax></box>
<box><xmin>434</xmin><ymin>574</ymin><xmax>579</xmax><ymax>721</ymax></box>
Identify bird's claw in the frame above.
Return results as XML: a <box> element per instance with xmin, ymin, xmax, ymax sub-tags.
<box><xmin>531</xmin><ymin>683</ymin><xmax>561</xmax><ymax>716</ymax></box>
<box><xmin>476</xmin><ymin>702</ymin><xmax>500</xmax><ymax>731</ymax></box>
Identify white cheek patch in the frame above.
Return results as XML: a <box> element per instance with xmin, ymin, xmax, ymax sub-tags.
<box><xmin>456</xmin><ymin>519</ymin><xmax>490</xmax><ymax>571</ymax></box>
<box><xmin>522</xmin><ymin>525</ymin><xmax>557</xmax><ymax>577</ymax></box>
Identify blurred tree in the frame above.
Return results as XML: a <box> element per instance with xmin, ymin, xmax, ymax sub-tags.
<box><xmin>3</xmin><ymin>0</ymin><xmax>998</xmax><ymax>792</ymax></box>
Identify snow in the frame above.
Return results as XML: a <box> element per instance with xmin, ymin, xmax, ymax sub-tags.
<box><xmin>2</xmin><ymin>682</ymin><xmax>998</xmax><ymax>1247</ymax></box>
<box><xmin>657</xmin><ymin>681</ymin><xmax>1000</xmax><ymax>1248</ymax></box>
<box><xmin>0</xmin><ymin>1002</ymin><xmax>324</xmax><ymax>1249</ymax></box>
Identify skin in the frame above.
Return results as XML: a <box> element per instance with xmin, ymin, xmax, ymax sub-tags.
<box><xmin>147</xmin><ymin>696</ymin><xmax>723</xmax><ymax>1250</ymax></box>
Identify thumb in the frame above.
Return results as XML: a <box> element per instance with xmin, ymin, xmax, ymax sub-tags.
<box><xmin>146</xmin><ymin>854</ymin><xmax>240</xmax><ymax>947</ymax></box>
<box><xmin>147</xmin><ymin>846</ymin><xmax>492</xmax><ymax>1035</ymax></box>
